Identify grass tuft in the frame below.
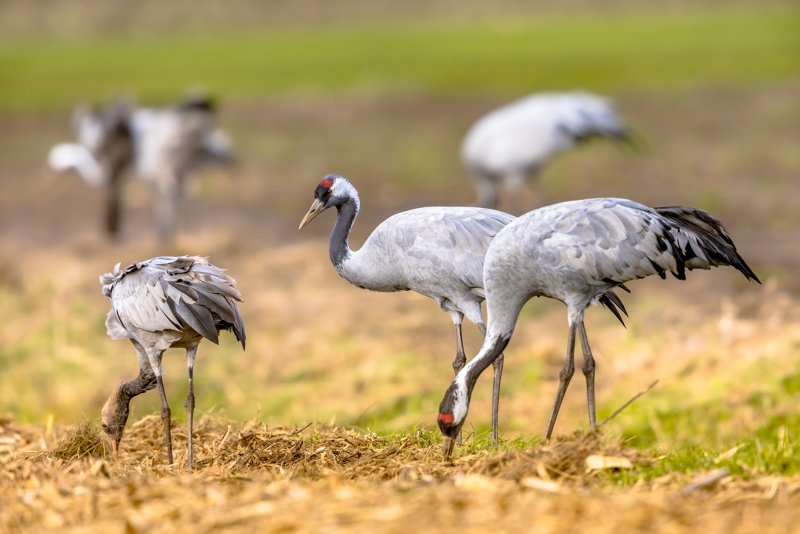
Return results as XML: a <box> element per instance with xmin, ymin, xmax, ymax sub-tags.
<box><xmin>48</xmin><ymin>419</ymin><xmax>111</xmax><ymax>461</ymax></box>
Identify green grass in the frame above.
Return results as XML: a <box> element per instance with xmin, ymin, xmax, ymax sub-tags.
<box><xmin>1</xmin><ymin>6</ymin><xmax>798</xmax><ymax>112</ymax></box>
<box><xmin>609</xmin><ymin>420</ymin><xmax>800</xmax><ymax>484</ymax></box>
<box><xmin>596</xmin><ymin>362</ymin><xmax>800</xmax><ymax>482</ymax></box>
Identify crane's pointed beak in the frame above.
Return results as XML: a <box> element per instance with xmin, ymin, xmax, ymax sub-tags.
<box><xmin>299</xmin><ymin>198</ymin><xmax>326</xmax><ymax>230</ymax></box>
<box><xmin>111</xmin><ymin>439</ymin><xmax>120</xmax><ymax>456</ymax></box>
<box><xmin>442</xmin><ymin>435</ymin><xmax>456</xmax><ymax>462</ymax></box>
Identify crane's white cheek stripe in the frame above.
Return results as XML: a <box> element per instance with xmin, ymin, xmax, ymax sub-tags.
<box><xmin>453</xmin><ymin>377</ymin><xmax>469</xmax><ymax>423</ymax></box>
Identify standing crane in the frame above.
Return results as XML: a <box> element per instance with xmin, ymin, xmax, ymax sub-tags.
<box><xmin>436</xmin><ymin>198</ymin><xmax>759</xmax><ymax>460</ymax></box>
<box><xmin>298</xmin><ymin>174</ymin><xmax>627</xmax><ymax>442</ymax></box>
<box><xmin>99</xmin><ymin>256</ymin><xmax>245</xmax><ymax>471</ymax></box>
<box><xmin>299</xmin><ymin>174</ymin><xmax>512</xmax><ymax>441</ymax></box>
<box><xmin>462</xmin><ymin>92</ymin><xmax>631</xmax><ymax>209</ymax></box>
<box><xmin>48</xmin><ymin>94</ymin><xmax>233</xmax><ymax>242</ymax></box>
<box><xmin>48</xmin><ymin>99</ymin><xmax>134</xmax><ymax>237</ymax></box>
<box><xmin>130</xmin><ymin>95</ymin><xmax>234</xmax><ymax>243</ymax></box>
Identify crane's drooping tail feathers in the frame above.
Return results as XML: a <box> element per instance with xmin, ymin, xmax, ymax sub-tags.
<box><xmin>598</xmin><ymin>289</ymin><xmax>629</xmax><ymax>327</ymax></box>
<box><xmin>163</xmin><ymin>258</ymin><xmax>246</xmax><ymax>348</ymax></box>
<box><xmin>167</xmin><ymin>276</ymin><xmax>246</xmax><ymax>349</ymax></box>
<box><xmin>565</xmin><ymin>122</ymin><xmax>630</xmax><ymax>146</ymax></box>
<box><xmin>100</xmin><ymin>256</ymin><xmax>246</xmax><ymax>349</ymax></box>
<box><xmin>655</xmin><ymin>206</ymin><xmax>760</xmax><ymax>283</ymax></box>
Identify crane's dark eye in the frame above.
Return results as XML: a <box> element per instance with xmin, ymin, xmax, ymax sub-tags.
<box><xmin>325</xmin><ymin>189</ymin><xmax>333</xmax><ymax>198</ymax></box>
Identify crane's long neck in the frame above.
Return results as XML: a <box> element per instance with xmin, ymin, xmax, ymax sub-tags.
<box><xmin>105</xmin><ymin>368</ymin><xmax>157</xmax><ymax>440</ymax></box>
<box><xmin>329</xmin><ymin>198</ymin><xmax>359</xmax><ymax>268</ymax></box>
<box><xmin>118</xmin><ymin>370</ymin><xmax>157</xmax><ymax>408</ymax></box>
<box><xmin>451</xmin><ymin>295</ymin><xmax>525</xmax><ymax>417</ymax></box>
<box><xmin>461</xmin><ymin>331</ymin><xmax>511</xmax><ymax>394</ymax></box>
<box><xmin>129</xmin><ymin>369</ymin><xmax>157</xmax><ymax>395</ymax></box>
<box><xmin>444</xmin><ymin>328</ymin><xmax>511</xmax><ymax>425</ymax></box>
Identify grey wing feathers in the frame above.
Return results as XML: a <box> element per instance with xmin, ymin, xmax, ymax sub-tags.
<box><xmin>447</xmin><ymin>209</ymin><xmax>515</xmax><ymax>248</ymax></box>
<box><xmin>468</xmin><ymin>209</ymin><xmax>516</xmax><ymax>234</ymax></box>
<box><xmin>359</xmin><ymin>207</ymin><xmax>514</xmax><ymax>297</ymax></box>
<box><xmin>100</xmin><ymin>256</ymin><xmax>246</xmax><ymax>349</ymax></box>
<box><xmin>380</xmin><ymin>207</ymin><xmax>512</xmax><ymax>259</ymax></box>
<box><xmin>433</xmin><ymin>208</ymin><xmax>514</xmax><ymax>287</ymax></box>
<box><xmin>563</xmin><ymin>200</ymin><xmax>759</xmax><ymax>286</ymax></box>
<box><xmin>583</xmin><ymin>202</ymin><xmax>757</xmax><ymax>323</ymax></box>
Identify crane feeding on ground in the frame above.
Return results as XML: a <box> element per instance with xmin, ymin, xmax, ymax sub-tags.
<box><xmin>100</xmin><ymin>256</ymin><xmax>245</xmax><ymax>471</ymax></box>
<box><xmin>462</xmin><ymin>92</ymin><xmax>632</xmax><ymax>209</ymax></box>
<box><xmin>436</xmin><ymin>198</ymin><xmax>759</xmax><ymax>460</ymax></box>
<box><xmin>298</xmin><ymin>174</ymin><xmax>628</xmax><ymax>442</ymax></box>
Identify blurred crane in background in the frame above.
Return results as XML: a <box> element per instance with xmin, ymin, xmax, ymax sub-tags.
<box><xmin>100</xmin><ymin>255</ymin><xmax>246</xmax><ymax>471</ymax></box>
<box><xmin>48</xmin><ymin>93</ymin><xmax>234</xmax><ymax>243</ymax></box>
<box><xmin>48</xmin><ymin>98</ymin><xmax>134</xmax><ymax>237</ymax></box>
<box><xmin>461</xmin><ymin>92</ymin><xmax>633</xmax><ymax>210</ymax></box>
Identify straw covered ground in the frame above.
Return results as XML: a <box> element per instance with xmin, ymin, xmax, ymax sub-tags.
<box><xmin>2</xmin><ymin>416</ymin><xmax>800</xmax><ymax>533</ymax></box>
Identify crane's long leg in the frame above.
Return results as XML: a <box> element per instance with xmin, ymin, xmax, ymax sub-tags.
<box><xmin>185</xmin><ymin>345</ymin><xmax>198</xmax><ymax>472</ymax></box>
<box><xmin>155</xmin><ymin>376</ymin><xmax>174</xmax><ymax>465</ymax></box>
<box><xmin>145</xmin><ymin>348</ymin><xmax>174</xmax><ymax>465</ymax></box>
<box><xmin>453</xmin><ymin>323</ymin><xmax>467</xmax><ymax>375</ymax></box>
<box><xmin>478</xmin><ymin>323</ymin><xmax>504</xmax><ymax>447</ymax></box>
<box><xmin>104</xmin><ymin>169</ymin><xmax>123</xmax><ymax>239</ymax></box>
<box><xmin>578</xmin><ymin>322</ymin><xmax>597</xmax><ymax>432</ymax></box>
<box><xmin>544</xmin><ymin>322</ymin><xmax>578</xmax><ymax>440</ymax></box>
<box><xmin>153</xmin><ymin>172</ymin><xmax>181</xmax><ymax>244</ymax></box>
<box><xmin>470</xmin><ymin>169</ymin><xmax>499</xmax><ymax>209</ymax></box>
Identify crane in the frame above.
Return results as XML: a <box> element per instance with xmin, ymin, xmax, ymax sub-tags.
<box><xmin>462</xmin><ymin>92</ymin><xmax>631</xmax><ymax>209</ymax></box>
<box><xmin>99</xmin><ymin>256</ymin><xmax>245</xmax><ymax>471</ymax></box>
<box><xmin>49</xmin><ymin>99</ymin><xmax>134</xmax><ymax>236</ymax></box>
<box><xmin>436</xmin><ymin>198</ymin><xmax>759</xmax><ymax>460</ymax></box>
<box><xmin>299</xmin><ymin>174</ymin><xmax>512</xmax><ymax>441</ymax></box>
<box><xmin>298</xmin><ymin>174</ymin><xmax>627</xmax><ymax>443</ymax></box>
<box><xmin>130</xmin><ymin>95</ymin><xmax>233</xmax><ymax>243</ymax></box>
<box><xmin>48</xmin><ymin>94</ymin><xmax>233</xmax><ymax>242</ymax></box>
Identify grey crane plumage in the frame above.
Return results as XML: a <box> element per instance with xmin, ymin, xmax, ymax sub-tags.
<box><xmin>299</xmin><ymin>174</ymin><xmax>514</xmax><ymax>442</ymax></box>
<box><xmin>462</xmin><ymin>92</ymin><xmax>631</xmax><ymax>209</ymax></box>
<box><xmin>48</xmin><ymin>94</ymin><xmax>233</xmax><ymax>242</ymax></box>
<box><xmin>49</xmin><ymin>99</ymin><xmax>134</xmax><ymax>236</ymax></box>
<box><xmin>130</xmin><ymin>96</ymin><xmax>234</xmax><ymax>243</ymax></box>
<box><xmin>100</xmin><ymin>256</ymin><xmax>245</xmax><ymax>471</ymax></box>
<box><xmin>299</xmin><ymin>175</ymin><xmax>631</xmax><ymax>441</ymax></box>
<box><xmin>437</xmin><ymin>198</ymin><xmax>759</xmax><ymax>460</ymax></box>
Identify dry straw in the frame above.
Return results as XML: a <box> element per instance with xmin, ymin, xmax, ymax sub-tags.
<box><xmin>3</xmin><ymin>416</ymin><xmax>800</xmax><ymax>532</ymax></box>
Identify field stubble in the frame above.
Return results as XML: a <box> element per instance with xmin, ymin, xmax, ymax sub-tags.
<box><xmin>2</xmin><ymin>416</ymin><xmax>800</xmax><ymax>532</ymax></box>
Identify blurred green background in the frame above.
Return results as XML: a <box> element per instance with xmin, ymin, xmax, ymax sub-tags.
<box><xmin>2</xmin><ymin>2</ymin><xmax>798</xmax><ymax>111</ymax></box>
